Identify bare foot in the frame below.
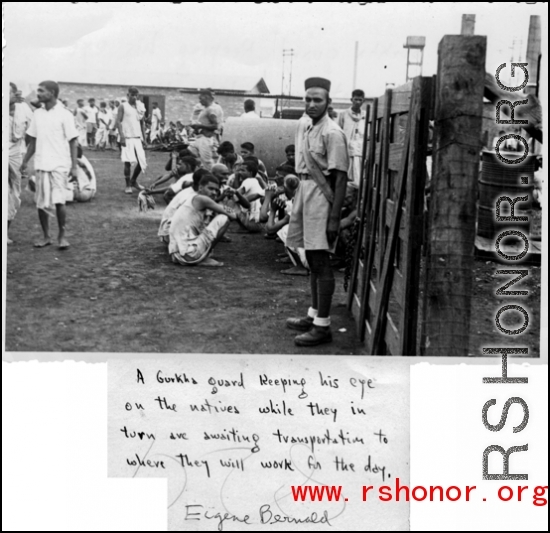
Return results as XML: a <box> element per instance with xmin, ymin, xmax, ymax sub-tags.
<box><xmin>34</xmin><ymin>239</ymin><xmax>52</xmax><ymax>248</ymax></box>
<box><xmin>198</xmin><ymin>257</ymin><xmax>224</xmax><ymax>267</ymax></box>
<box><xmin>58</xmin><ymin>238</ymin><xmax>71</xmax><ymax>250</ymax></box>
<box><xmin>7</xmin><ymin>238</ymin><xmax>14</xmax><ymax>245</ymax></box>
<box><xmin>281</xmin><ymin>266</ymin><xmax>309</xmax><ymax>276</ymax></box>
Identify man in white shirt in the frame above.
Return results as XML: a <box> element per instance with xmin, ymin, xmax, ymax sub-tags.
<box><xmin>115</xmin><ymin>87</ymin><xmax>147</xmax><ymax>193</ymax></box>
<box><xmin>8</xmin><ymin>82</ymin><xmax>34</xmax><ymax>244</ymax></box>
<box><xmin>223</xmin><ymin>159</ymin><xmax>265</xmax><ymax>233</ymax></box>
<box><xmin>20</xmin><ymin>80</ymin><xmax>79</xmax><ymax>250</ymax></box>
<box><xmin>241</xmin><ymin>99</ymin><xmax>260</xmax><ymax>120</ymax></box>
<box><xmin>84</xmin><ymin>98</ymin><xmax>99</xmax><ymax>149</ymax></box>
<box><xmin>150</xmin><ymin>102</ymin><xmax>163</xmax><ymax>143</ymax></box>
<box><xmin>74</xmin><ymin>99</ymin><xmax>88</xmax><ymax>147</ymax></box>
<box><xmin>337</xmin><ymin>89</ymin><xmax>367</xmax><ymax>186</ymax></box>
<box><xmin>189</xmin><ymin>89</ymin><xmax>219</xmax><ymax>171</ymax></box>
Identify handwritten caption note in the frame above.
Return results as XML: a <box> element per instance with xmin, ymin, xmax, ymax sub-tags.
<box><xmin>108</xmin><ymin>357</ymin><xmax>409</xmax><ymax>531</ymax></box>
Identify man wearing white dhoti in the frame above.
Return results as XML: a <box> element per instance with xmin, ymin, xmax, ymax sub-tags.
<box><xmin>116</xmin><ymin>87</ymin><xmax>148</xmax><ymax>194</ymax></box>
<box><xmin>20</xmin><ymin>80</ymin><xmax>79</xmax><ymax>250</ymax></box>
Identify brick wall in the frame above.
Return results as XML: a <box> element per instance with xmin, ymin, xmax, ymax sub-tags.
<box><xmin>59</xmin><ymin>82</ymin><xmax>266</xmax><ymax>124</ymax></box>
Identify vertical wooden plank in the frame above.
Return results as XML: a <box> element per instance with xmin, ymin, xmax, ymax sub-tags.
<box><xmin>377</xmin><ymin>89</ymin><xmax>393</xmax><ymax>278</ymax></box>
<box><xmin>369</xmin><ymin>85</ymin><xmax>413</xmax><ymax>355</ymax></box>
<box><xmin>399</xmin><ymin>77</ymin><xmax>433</xmax><ymax>355</ymax></box>
<box><xmin>347</xmin><ymin>103</ymin><xmax>371</xmax><ymax>310</ymax></box>
<box><xmin>422</xmin><ymin>35</ymin><xmax>486</xmax><ymax>356</ymax></box>
<box><xmin>358</xmin><ymin>94</ymin><xmax>389</xmax><ymax>342</ymax></box>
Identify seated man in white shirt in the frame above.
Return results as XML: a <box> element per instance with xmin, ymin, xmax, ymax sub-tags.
<box><xmin>169</xmin><ymin>173</ymin><xmax>237</xmax><ymax>267</ymax></box>
<box><xmin>147</xmin><ymin>156</ymin><xmax>198</xmax><ymax>204</ymax></box>
<box><xmin>158</xmin><ymin>168</ymin><xmax>211</xmax><ymax>244</ymax></box>
<box><xmin>222</xmin><ymin>159</ymin><xmax>265</xmax><ymax>233</ymax></box>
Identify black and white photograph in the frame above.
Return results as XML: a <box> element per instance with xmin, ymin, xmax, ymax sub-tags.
<box><xmin>4</xmin><ymin>2</ymin><xmax>545</xmax><ymax>360</ymax></box>
<box><xmin>2</xmin><ymin>2</ymin><xmax>547</xmax><ymax>532</ymax></box>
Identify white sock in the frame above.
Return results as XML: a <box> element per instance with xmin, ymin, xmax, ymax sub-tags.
<box><xmin>307</xmin><ymin>307</ymin><xmax>318</xmax><ymax>319</ymax></box>
<box><xmin>313</xmin><ymin>316</ymin><xmax>331</xmax><ymax>328</ymax></box>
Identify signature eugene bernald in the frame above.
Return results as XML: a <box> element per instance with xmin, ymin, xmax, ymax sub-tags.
<box><xmin>184</xmin><ymin>503</ymin><xmax>333</xmax><ymax>531</ymax></box>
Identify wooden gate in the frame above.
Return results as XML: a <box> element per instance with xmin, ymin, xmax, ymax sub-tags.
<box><xmin>347</xmin><ymin>76</ymin><xmax>434</xmax><ymax>355</ymax></box>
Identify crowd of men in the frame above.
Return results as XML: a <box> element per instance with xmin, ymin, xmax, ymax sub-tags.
<box><xmin>7</xmin><ymin>77</ymin><xmax>368</xmax><ymax>347</ymax></box>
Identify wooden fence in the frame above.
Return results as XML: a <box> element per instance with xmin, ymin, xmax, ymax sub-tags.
<box><xmin>347</xmin><ymin>35</ymin><xmax>487</xmax><ymax>356</ymax></box>
<box><xmin>347</xmin><ymin>77</ymin><xmax>433</xmax><ymax>355</ymax></box>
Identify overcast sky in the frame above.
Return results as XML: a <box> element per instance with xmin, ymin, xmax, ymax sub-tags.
<box><xmin>4</xmin><ymin>2</ymin><xmax>548</xmax><ymax>100</ymax></box>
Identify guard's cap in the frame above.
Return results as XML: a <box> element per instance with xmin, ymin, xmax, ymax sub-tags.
<box><xmin>305</xmin><ymin>77</ymin><xmax>331</xmax><ymax>92</ymax></box>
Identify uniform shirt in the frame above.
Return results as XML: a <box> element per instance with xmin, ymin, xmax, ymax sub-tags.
<box><xmin>338</xmin><ymin>107</ymin><xmax>366</xmax><ymax>157</ymax></box>
<box><xmin>211</xmin><ymin>102</ymin><xmax>224</xmax><ymax>134</ymax></box>
<box><xmin>27</xmin><ymin>101</ymin><xmax>78</xmax><ymax>172</ymax></box>
<box><xmin>295</xmin><ymin>114</ymin><xmax>312</xmax><ymax>175</ymax></box>
<box><xmin>197</xmin><ymin>105</ymin><xmax>219</xmax><ymax>138</ymax></box>
<box><xmin>302</xmin><ymin>113</ymin><xmax>349</xmax><ymax>177</ymax></box>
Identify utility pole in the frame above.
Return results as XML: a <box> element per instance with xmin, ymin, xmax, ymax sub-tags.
<box><xmin>352</xmin><ymin>41</ymin><xmax>359</xmax><ymax>90</ymax></box>
<box><xmin>281</xmin><ymin>48</ymin><xmax>295</xmax><ymax>118</ymax></box>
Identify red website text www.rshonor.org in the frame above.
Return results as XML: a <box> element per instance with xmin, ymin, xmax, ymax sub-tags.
<box><xmin>291</xmin><ymin>480</ymin><xmax>548</xmax><ymax>505</ymax></box>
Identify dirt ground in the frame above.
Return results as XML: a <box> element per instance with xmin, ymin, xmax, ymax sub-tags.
<box><xmin>5</xmin><ymin>150</ymin><xmax>363</xmax><ymax>355</ymax></box>
<box><xmin>5</xmin><ymin>149</ymin><xmax>541</xmax><ymax>357</ymax></box>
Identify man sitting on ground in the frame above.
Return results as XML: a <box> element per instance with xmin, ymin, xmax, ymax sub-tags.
<box><xmin>280</xmin><ymin>144</ymin><xmax>296</xmax><ymax>173</ymax></box>
<box><xmin>263</xmin><ymin>175</ymin><xmax>308</xmax><ymax>276</ymax></box>
<box><xmin>147</xmin><ymin>156</ymin><xmax>198</xmax><ymax>204</ymax></box>
<box><xmin>169</xmin><ymin>174</ymin><xmax>237</xmax><ymax>267</ymax></box>
<box><xmin>217</xmin><ymin>141</ymin><xmax>243</xmax><ymax>174</ymax></box>
<box><xmin>223</xmin><ymin>159</ymin><xmax>264</xmax><ymax>233</ymax></box>
<box><xmin>158</xmin><ymin>168</ymin><xmax>211</xmax><ymax>244</ymax></box>
<box><xmin>240</xmin><ymin>142</ymin><xmax>267</xmax><ymax>175</ymax></box>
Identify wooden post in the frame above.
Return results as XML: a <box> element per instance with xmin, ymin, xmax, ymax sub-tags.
<box><xmin>461</xmin><ymin>14</ymin><xmax>475</xmax><ymax>35</ymax></box>
<box><xmin>526</xmin><ymin>15</ymin><xmax>541</xmax><ymax>96</ymax></box>
<box><xmin>422</xmin><ymin>35</ymin><xmax>486</xmax><ymax>356</ymax></box>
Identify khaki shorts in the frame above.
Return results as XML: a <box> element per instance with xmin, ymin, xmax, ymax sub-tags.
<box><xmin>286</xmin><ymin>179</ymin><xmax>334</xmax><ymax>251</ymax></box>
